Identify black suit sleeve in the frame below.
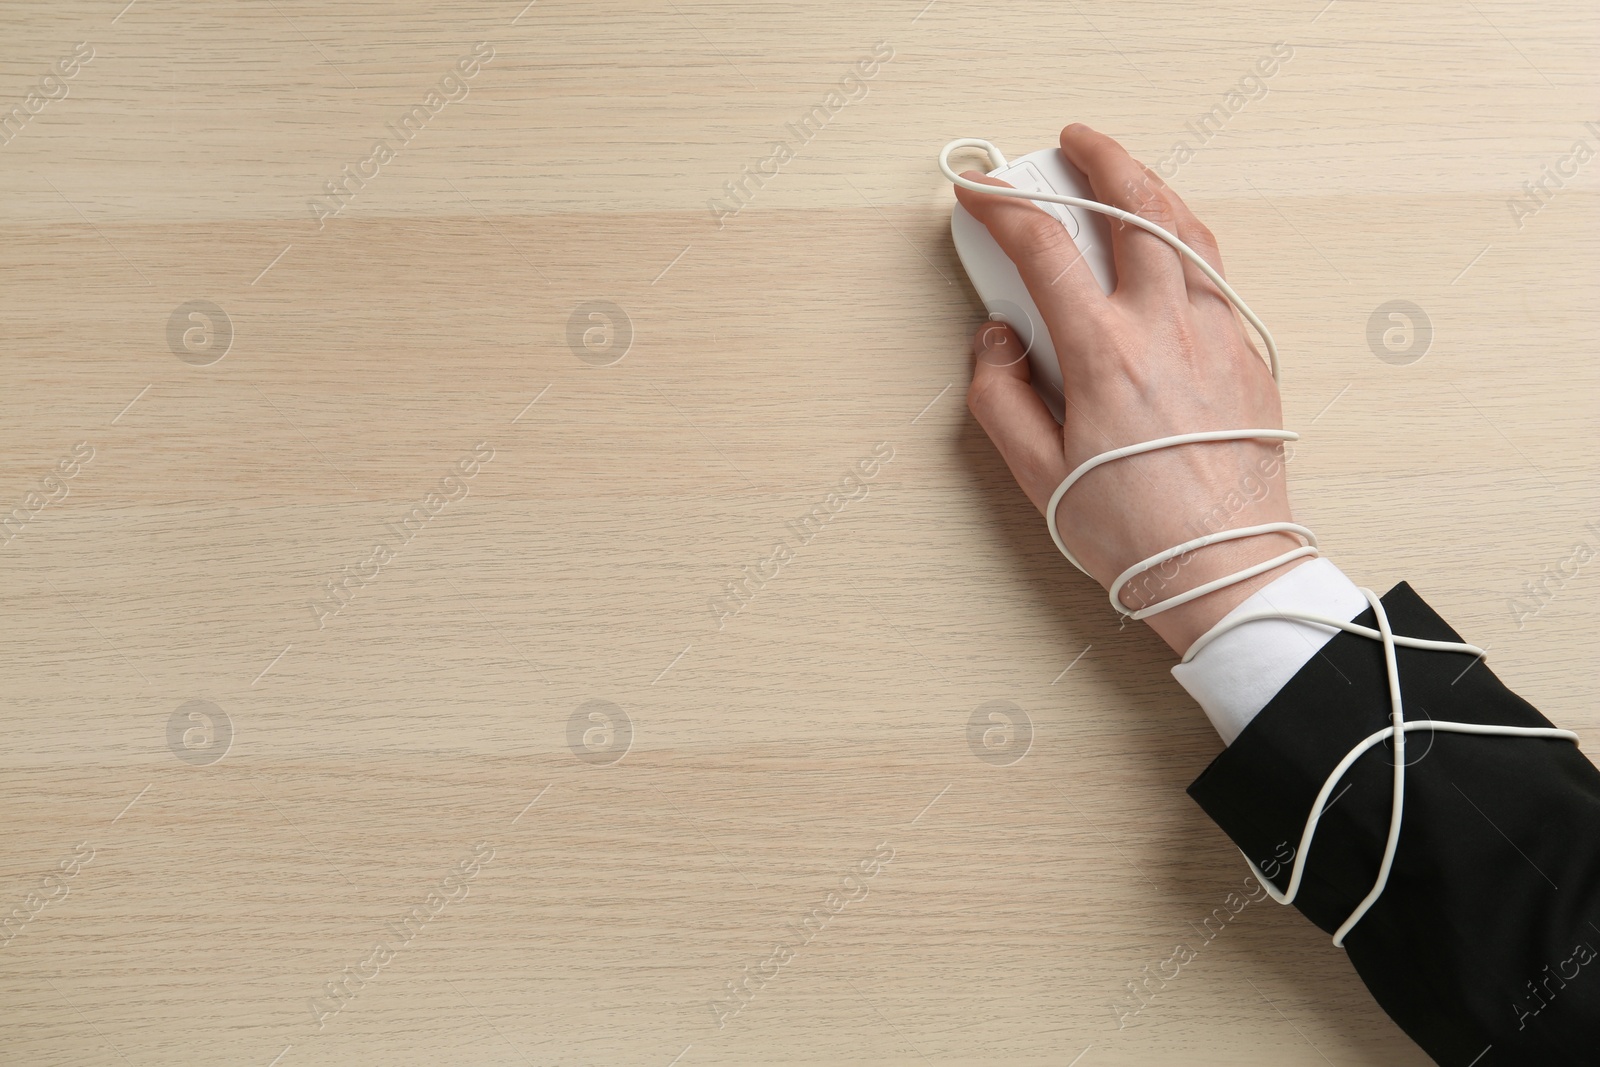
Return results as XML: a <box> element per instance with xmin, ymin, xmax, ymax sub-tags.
<box><xmin>1187</xmin><ymin>582</ymin><xmax>1600</xmax><ymax>1067</ymax></box>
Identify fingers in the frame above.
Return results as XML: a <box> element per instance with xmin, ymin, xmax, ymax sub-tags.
<box><xmin>1058</xmin><ymin>124</ymin><xmax>1186</xmax><ymax>306</ymax></box>
<box><xmin>1134</xmin><ymin>164</ymin><xmax>1224</xmax><ymax>275</ymax></box>
<box><xmin>954</xmin><ymin>171</ymin><xmax>1113</xmax><ymax>363</ymax></box>
<box><xmin>1130</xmin><ymin>164</ymin><xmax>1235</xmax><ymax>320</ymax></box>
<box><xmin>966</xmin><ymin>322</ymin><xmax>1068</xmax><ymax>514</ymax></box>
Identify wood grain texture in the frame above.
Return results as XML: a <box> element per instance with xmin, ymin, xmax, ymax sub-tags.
<box><xmin>2</xmin><ymin>1</ymin><xmax>1596</xmax><ymax>1064</ymax></box>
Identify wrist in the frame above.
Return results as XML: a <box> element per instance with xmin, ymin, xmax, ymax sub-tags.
<box><xmin>1128</xmin><ymin>533</ymin><xmax>1314</xmax><ymax>655</ymax></box>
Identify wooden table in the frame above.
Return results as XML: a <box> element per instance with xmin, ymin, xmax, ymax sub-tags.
<box><xmin>3</xmin><ymin>2</ymin><xmax>1595</xmax><ymax>1063</ymax></box>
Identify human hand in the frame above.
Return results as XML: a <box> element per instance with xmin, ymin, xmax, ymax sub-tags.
<box><xmin>956</xmin><ymin>123</ymin><xmax>1307</xmax><ymax>656</ymax></box>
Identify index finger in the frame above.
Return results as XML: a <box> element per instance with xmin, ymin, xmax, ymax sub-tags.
<box><xmin>954</xmin><ymin>171</ymin><xmax>1114</xmax><ymax>365</ymax></box>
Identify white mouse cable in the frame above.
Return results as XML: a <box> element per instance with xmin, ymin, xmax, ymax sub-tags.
<box><xmin>939</xmin><ymin>138</ymin><xmax>1583</xmax><ymax>947</ymax></box>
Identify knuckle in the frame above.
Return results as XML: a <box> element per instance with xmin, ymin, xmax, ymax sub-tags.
<box><xmin>1133</xmin><ymin>192</ymin><xmax>1178</xmax><ymax>230</ymax></box>
<box><xmin>1015</xmin><ymin>213</ymin><xmax>1087</xmax><ymax>273</ymax></box>
<box><xmin>1117</xmin><ymin>171</ymin><xmax>1164</xmax><ymax>214</ymax></box>
<box><xmin>966</xmin><ymin>374</ymin><xmax>998</xmax><ymax>417</ymax></box>
<box><xmin>1081</xmin><ymin>132</ymin><xmax>1126</xmax><ymax>167</ymax></box>
<box><xmin>1187</xmin><ymin>220</ymin><xmax>1220</xmax><ymax>255</ymax></box>
<box><xmin>1016</xmin><ymin>209</ymin><xmax>1073</xmax><ymax>252</ymax></box>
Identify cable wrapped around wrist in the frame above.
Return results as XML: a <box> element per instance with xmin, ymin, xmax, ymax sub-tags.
<box><xmin>1043</xmin><ymin>428</ymin><xmax>1313</xmax><ymax>621</ymax></box>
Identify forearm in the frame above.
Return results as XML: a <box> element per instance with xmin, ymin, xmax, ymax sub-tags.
<box><xmin>1186</xmin><ymin>582</ymin><xmax>1600</xmax><ymax>1065</ymax></box>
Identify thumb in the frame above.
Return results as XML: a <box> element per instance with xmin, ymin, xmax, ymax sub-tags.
<box><xmin>966</xmin><ymin>321</ymin><xmax>1069</xmax><ymax>515</ymax></box>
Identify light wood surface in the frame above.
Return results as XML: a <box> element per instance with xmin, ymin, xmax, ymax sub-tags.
<box><xmin>3</xmin><ymin>2</ymin><xmax>1597</xmax><ymax>1064</ymax></box>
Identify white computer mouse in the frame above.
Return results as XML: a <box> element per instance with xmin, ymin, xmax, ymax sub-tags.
<box><xmin>949</xmin><ymin>147</ymin><xmax>1116</xmax><ymax>423</ymax></box>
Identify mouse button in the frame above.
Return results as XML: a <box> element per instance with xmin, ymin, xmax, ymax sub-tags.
<box><xmin>996</xmin><ymin>160</ymin><xmax>1081</xmax><ymax>239</ymax></box>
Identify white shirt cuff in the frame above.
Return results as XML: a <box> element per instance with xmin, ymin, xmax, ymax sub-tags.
<box><xmin>1170</xmin><ymin>557</ymin><xmax>1367</xmax><ymax>745</ymax></box>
